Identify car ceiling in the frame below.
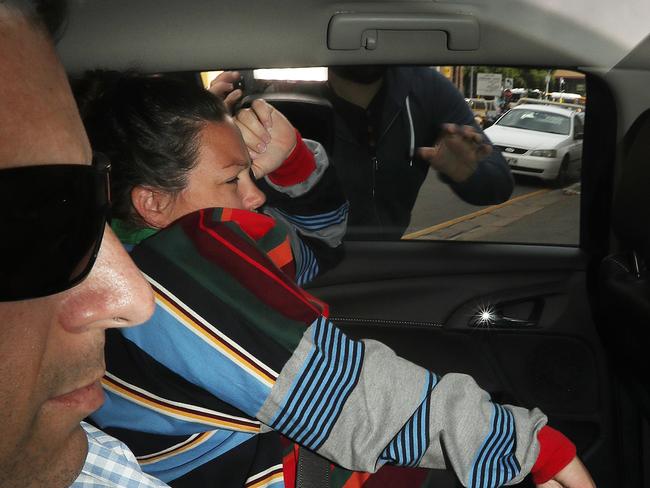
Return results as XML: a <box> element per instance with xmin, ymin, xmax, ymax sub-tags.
<box><xmin>58</xmin><ymin>0</ymin><xmax>650</xmax><ymax>132</ymax></box>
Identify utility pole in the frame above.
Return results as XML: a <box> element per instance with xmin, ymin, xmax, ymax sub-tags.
<box><xmin>469</xmin><ymin>66</ymin><xmax>475</xmax><ymax>98</ymax></box>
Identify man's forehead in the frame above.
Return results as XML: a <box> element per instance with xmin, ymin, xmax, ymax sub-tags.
<box><xmin>0</xmin><ymin>9</ymin><xmax>90</xmax><ymax>170</ymax></box>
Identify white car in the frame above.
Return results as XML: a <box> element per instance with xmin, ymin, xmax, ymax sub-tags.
<box><xmin>485</xmin><ymin>103</ymin><xmax>584</xmax><ymax>184</ymax></box>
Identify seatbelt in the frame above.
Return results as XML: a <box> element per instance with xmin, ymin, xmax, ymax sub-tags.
<box><xmin>296</xmin><ymin>447</ymin><xmax>331</xmax><ymax>488</ymax></box>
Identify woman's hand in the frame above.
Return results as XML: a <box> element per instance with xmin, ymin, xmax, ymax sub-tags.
<box><xmin>536</xmin><ymin>457</ymin><xmax>596</xmax><ymax>488</ymax></box>
<box><xmin>234</xmin><ymin>99</ymin><xmax>297</xmax><ymax>179</ymax></box>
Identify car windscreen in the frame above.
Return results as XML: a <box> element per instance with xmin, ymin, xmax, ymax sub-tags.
<box><xmin>497</xmin><ymin>109</ymin><xmax>571</xmax><ymax>135</ymax></box>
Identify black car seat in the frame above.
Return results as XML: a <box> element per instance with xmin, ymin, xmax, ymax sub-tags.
<box><xmin>598</xmin><ymin>109</ymin><xmax>650</xmax><ymax>419</ymax></box>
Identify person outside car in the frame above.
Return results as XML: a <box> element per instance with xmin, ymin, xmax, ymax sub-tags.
<box><xmin>212</xmin><ymin>66</ymin><xmax>513</xmax><ymax>239</ymax></box>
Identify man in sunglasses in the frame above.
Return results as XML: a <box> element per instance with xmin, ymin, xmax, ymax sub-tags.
<box><xmin>0</xmin><ymin>2</ymin><xmax>169</xmax><ymax>486</ymax></box>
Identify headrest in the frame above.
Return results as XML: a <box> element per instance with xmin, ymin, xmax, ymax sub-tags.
<box><xmin>239</xmin><ymin>93</ymin><xmax>334</xmax><ymax>155</ymax></box>
<box><xmin>612</xmin><ymin>110</ymin><xmax>650</xmax><ymax>256</ymax></box>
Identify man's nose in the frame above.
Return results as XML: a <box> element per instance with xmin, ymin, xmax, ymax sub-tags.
<box><xmin>59</xmin><ymin>227</ymin><xmax>154</xmax><ymax>332</ymax></box>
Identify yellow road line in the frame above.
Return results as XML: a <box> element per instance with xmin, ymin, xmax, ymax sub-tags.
<box><xmin>402</xmin><ymin>188</ymin><xmax>551</xmax><ymax>240</ymax></box>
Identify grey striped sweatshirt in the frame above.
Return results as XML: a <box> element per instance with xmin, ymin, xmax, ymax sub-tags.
<box><xmin>258</xmin><ymin>317</ymin><xmax>546</xmax><ymax>487</ymax></box>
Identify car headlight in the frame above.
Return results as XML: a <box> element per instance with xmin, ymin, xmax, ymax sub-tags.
<box><xmin>530</xmin><ymin>149</ymin><xmax>557</xmax><ymax>158</ymax></box>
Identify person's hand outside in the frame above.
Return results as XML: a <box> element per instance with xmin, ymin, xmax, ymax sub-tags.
<box><xmin>417</xmin><ymin>123</ymin><xmax>492</xmax><ymax>183</ymax></box>
<box><xmin>234</xmin><ymin>99</ymin><xmax>297</xmax><ymax>179</ymax></box>
<box><xmin>536</xmin><ymin>456</ymin><xmax>596</xmax><ymax>488</ymax></box>
<box><xmin>208</xmin><ymin>71</ymin><xmax>243</xmax><ymax>111</ymax></box>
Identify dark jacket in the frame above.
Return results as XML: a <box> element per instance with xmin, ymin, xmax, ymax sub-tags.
<box><xmin>327</xmin><ymin>67</ymin><xmax>513</xmax><ymax>240</ymax></box>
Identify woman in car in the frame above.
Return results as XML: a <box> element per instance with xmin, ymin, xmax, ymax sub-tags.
<box><xmin>76</xmin><ymin>72</ymin><xmax>593</xmax><ymax>488</ymax></box>
<box><xmin>75</xmin><ymin>72</ymin><xmax>347</xmax><ymax>286</ymax></box>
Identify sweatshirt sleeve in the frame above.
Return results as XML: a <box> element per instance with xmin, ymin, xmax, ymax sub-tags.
<box><xmin>424</xmin><ymin>69</ymin><xmax>514</xmax><ymax>206</ymax></box>
<box><xmin>256</xmin><ymin>318</ymin><xmax>548</xmax><ymax>487</ymax></box>
<box><xmin>260</xmin><ymin>131</ymin><xmax>348</xmax><ymax>284</ymax></box>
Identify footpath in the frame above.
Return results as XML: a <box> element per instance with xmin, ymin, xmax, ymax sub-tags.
<box><xmin>403</xmin><ymin>183</ymin><xmax>581</xmax><ymax>245</ymax></box>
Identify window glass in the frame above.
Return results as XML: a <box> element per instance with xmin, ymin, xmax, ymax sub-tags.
<box><xmin>202</xmin><ymin>66</ymin><xmax>585</xmax><ymax>246</ymax></box>
<box><xmin>497</xmin><ymin>109</ymin><xmax>571</xmax><ymax>135</ymax></box>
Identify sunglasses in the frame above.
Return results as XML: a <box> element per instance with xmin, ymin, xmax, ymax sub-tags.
<box><xmin>0</xmin><ymin>154</ymin><xmax>111</xmax><ymax>302</ymax></box>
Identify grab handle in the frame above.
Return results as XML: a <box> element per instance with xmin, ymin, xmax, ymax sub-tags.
<box><xmin>328</xmin><ymin>13</ymin><xmax>480</xmax><ymax>51</ymax></box>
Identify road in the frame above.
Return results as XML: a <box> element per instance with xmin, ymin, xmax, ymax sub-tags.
<box><xmin>404</xmin><ymin>172</ymin><xmax>580</xmax><ymax>245</ymax></box>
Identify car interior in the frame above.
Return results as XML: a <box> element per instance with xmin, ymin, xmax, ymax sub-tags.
<box><xmin>57</xmin><ymin>1</ymin><xmax>650</xmax><ymax>486</ymax></box>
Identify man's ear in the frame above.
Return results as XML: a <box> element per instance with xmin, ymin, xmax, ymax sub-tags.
<box><xmin>131</xmin><ymin>185</ymin><xmax>174</xmax><ymax>229</ymax></box>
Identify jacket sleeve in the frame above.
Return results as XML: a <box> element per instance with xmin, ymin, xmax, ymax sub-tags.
<box><xmin>256</xmin><ymin>318</ymin><xmax>547</xmax><ymax>487</ymax></box>
<box><xmin>420</xmin><ymin>69</ymin><xmax>514</xmax><ymax>206</ymax></box>
<box><xmin>259</xmin><ymin>133</ymin><xmax>348</xmax><ymax>285</ymax></box>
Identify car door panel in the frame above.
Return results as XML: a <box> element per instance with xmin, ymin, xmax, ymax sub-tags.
<box><xmin>306</xmin><ymin>240</ymin><xmax>617</xmax><ymax>486</ymax></box>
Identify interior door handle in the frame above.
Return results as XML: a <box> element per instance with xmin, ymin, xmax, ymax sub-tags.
<box><xmin>468</xmin><ymin>297</ymin><xmax>544</xmax><ymax>329</ymax></box>
<box><xmin>491</xmin><ymin>314</ymin><xmax>537</xmax><ymax>328</ymax></box>
<box><xmin>469</xmin><ymin>311</ymin><xmax>537</xmax><ymax>328</ymax></box>
<box><xmin>327</xmin><ymin>13</ymin><xmax>480</xmax><ymax>51</ymax></box>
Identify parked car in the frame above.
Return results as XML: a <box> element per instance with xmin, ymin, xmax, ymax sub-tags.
<box><xmin>509</xmin><ymin>87</ymin><xmax>528</xmax><ymax>102</ymax></box>
<box><xmin>548</xmin><ymin>91</ymin><xmax>586</xmax><ymax>105</ymax></box>
<box><xmin>466</xmin><ymin>97</ymin><xmax>499</xmax><ymax>127</ymax></box>
<box><xmin>485</xmin><ymin>103</ymin><xmax>584</xmax><ymax>184</ymax></box>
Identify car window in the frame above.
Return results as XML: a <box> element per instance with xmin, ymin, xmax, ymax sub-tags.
<box><xmin>202</xmin><ymin>65</ymin><xmax>585</xmax><ymax>246</ymax></box>
<box><xmin>574</xmin><ymin>114</ymin><xmax>584</xmax><ymax>135</ymax></box>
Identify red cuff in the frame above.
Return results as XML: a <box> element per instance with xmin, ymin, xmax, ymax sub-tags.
<box><xmin>267</xmin><ymin>129</ymin><xmax>316</xmax><ymax>186</ymax></box>
<box><xmin>531</xmin><ymin>426</ymin><xmax>577</xmax><ymax>484</ymax></box>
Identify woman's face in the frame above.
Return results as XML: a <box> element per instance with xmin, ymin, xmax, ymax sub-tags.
<box><xmin>161</xmin><ymin>119</ymin><xmax>267</xmax><ymax>225</ymax></box>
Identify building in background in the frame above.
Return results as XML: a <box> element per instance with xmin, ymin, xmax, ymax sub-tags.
<box><xmin>551</xmin><ymin>70</ymin><xmax>586</xmax><ymax>95</ymax></box>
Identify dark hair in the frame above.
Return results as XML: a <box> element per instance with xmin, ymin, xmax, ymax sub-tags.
<box><xmin>2</xmin><ymin>0</ymin><xmax>68</xmax><ymax>41</ymax></box>
<box><xmin>74</xmin><ymin>71</ymin><xmax>228</xmax><ymax>228</ymax></box>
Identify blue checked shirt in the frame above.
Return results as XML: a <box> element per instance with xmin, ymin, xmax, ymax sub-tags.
<box><xmin>71</xmin><ymin>422</ymin><xmax>169</xmax><ymax>487</ymax></box>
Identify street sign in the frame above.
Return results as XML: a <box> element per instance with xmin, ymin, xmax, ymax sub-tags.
<box><xmin>476</xmin><ymin>73</ymin><xmax>503</xmax><ymax>96</ymax></box>
<box><xmin>504</xmin><ymin>77</ymin><xmax>513</xmax><ymax>90</ymax></box>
